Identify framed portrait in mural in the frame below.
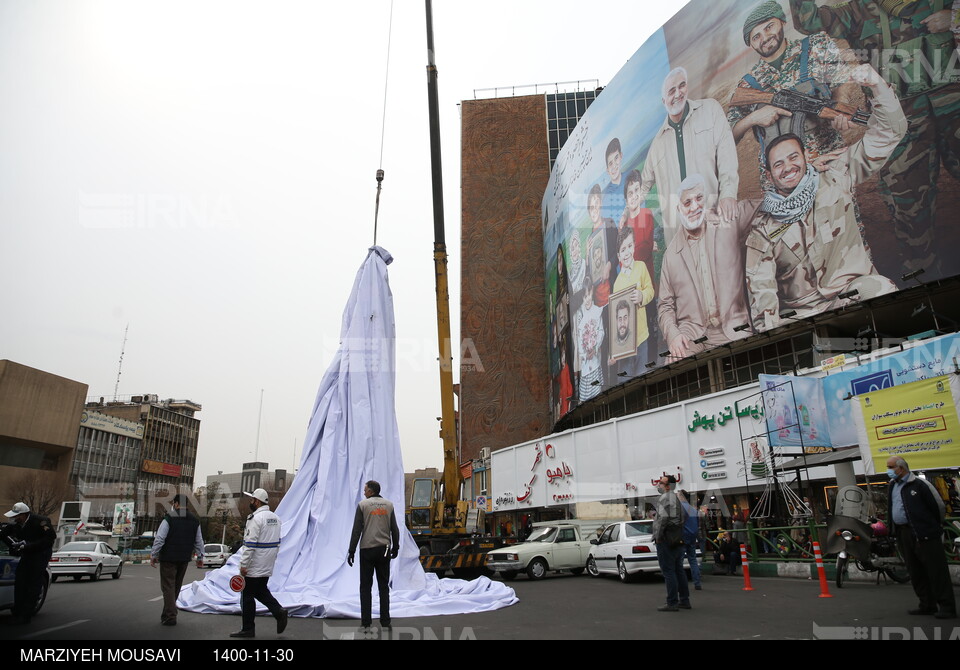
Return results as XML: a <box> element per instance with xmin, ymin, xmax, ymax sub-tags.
<box><xmin>557</xmin><ymin>293</ymin><xmax>569</xmax><ymax>332</ymax></box>
<box><xmin>587</xmin><ymin>230</ymin><xmax>607</xmax><ymax>284</ymax></box>
<box><xmin>608</xmin><ymin>288</ymin><xmax>636</xmax><ymax>361</ymax></box>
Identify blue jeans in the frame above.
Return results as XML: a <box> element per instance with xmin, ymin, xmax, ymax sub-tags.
<box><xmin>683</xmin><ymin>541</ymin><xmax>701</xmax><ymax>587</ymax></box>
<box><xmin>657</xmin><ymin>542</ymin><xmax>690</xmax><ymax>607</ymax></box>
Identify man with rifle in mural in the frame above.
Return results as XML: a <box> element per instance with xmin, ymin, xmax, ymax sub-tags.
<box><xmin>728</xmin><ymin>1</ymin><xmax>863</xmax><ymax>184</ymax></box>
<box><xmin>788</xmin><ymin>0</ymin><xmax>960</xmax><ymax>280</ymax></box>
<box><xmin>743</xmin><ymin>64</ymin><xmax>904</xmax><ymax>330</ymax></box>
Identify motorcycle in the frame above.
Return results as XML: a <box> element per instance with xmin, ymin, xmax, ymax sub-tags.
<box><xmin>825</xmin><ymin>515</ymin><xmax>910</xmax><ymax>588</ymax></box>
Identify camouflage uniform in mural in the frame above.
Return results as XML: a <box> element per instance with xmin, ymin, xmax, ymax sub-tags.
<box><xmin>745</xmin><ymin>74</ymin><xmax>907</xmax><ymax>331</ymax></box>
<box><xmin>790</xmin><ymin>0</ymin><xmax>960</xmax><ymax>277</ymax></box>
<box><xmin>728</xmin><ymin>31</ymin><xmax>855</xmax><ymax>186</ymax></box>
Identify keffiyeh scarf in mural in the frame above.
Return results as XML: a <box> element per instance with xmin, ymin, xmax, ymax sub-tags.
<box><xmin>761</xmin><ymin>165</ymin><xmax>820</xmax><ymax>226</ymax></box>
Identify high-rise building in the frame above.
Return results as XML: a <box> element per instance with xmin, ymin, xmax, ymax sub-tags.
<box><xmin>92</xmin><ymin>395</ymin><xmax>201</xmax><ymax>529</ymax></box>
<box><xmin>72</xmin><ymin>409</ymin><xmax>144</xmax><ymax>523</ymax></box>
<box><xmin>0</xmin><ymin>360</ymin><xmax>88</xmax><ymax>521</ymax></box>
<box><xmin>460</xmin><ymin>87</ymin><xmax>598</xmax><ymax>463</ymax></box>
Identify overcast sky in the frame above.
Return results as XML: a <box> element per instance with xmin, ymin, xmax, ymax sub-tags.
<box><xmin>0</xmin><ymin>0</ymin><xmax>690</xmax><ymax>486</ymax></box>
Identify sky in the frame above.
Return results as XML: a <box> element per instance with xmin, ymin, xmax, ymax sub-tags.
<box><xmin>0</xmin><ymin>0</ymin><xmax>690</xmax><ymax>487</ymax></box>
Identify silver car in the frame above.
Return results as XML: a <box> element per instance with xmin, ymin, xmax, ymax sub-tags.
<box><xmin>200</xmin><ymin>543</ymin><xmax>232</xmax><ymax>568</ymax></box>
<box><xmin>50</xmin><ymin>541</ymin><xmax>123</xmax><ymax>582</ymax></box>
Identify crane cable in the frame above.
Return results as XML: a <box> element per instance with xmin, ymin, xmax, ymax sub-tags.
<box><xmin>373</xmin><ymin>0</ymin><xmax>395</xmax><ymax>247</ymax></box>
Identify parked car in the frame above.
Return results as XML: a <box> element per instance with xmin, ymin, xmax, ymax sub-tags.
<box><xmin>49</xmin><ymin>541</ymin><xmax>123</xmax><ymax>581</ymax></box>
<box><xmin>486</xmin><ymin>521</ymin><xmax>599</xmax><ymax>580</ymax></box>
<box><xmin>200</xmin><ymin>543</ymin><xmax>232</xmax><ymax>568</ymax></box>
<box><xmin>586</xmin><ymin>520</ymin><xmax>702</xmax><ymax>583</ymax></box>
<box><xmin>0</xmin><ymin>543</ymin><xmax>51</xmax><ymax>615</ymax></box>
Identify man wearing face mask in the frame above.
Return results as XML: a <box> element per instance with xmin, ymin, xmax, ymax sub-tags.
<box><xmin>658</xmin><ymin>174</ymin><xmax>761</xmax><ymax>360</ymax></box>
<box><xmin>886</xmin><ymin>457</ymin><xmax>956</xmax><ymax>619</ymax></box>
<box><xmin>2</xmin><ymin>502</ymin><xmax>56</xmax><ymax>625</ymax></box>
<box><xmin>230</xmin><ymin>488</ymin><xmax>287</xmax><ymax>638</ymax></box>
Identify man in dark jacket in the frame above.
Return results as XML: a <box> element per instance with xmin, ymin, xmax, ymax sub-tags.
<box><xmin>3</xmin><ymin>502</ymin><xmax>55</xmax><ymax>625</ymax></box>
<box><xmin>150</xmin><ymin>494</ymin><xmax>205</xmax><ymax>626</ymax></box>
<box><xmin>347</xmin><ymin>480</ymin><xmax>400</xmax><ymax>632</ymax></box>
<box><xmin>886</xmin><ymin>457</ymin><xmax>956</xmax><ymax>619</ymax></box>
<box><xmin>652</xmin><ymin>475</ymin><xmax>691</xmax><ymax>612</ymax></box>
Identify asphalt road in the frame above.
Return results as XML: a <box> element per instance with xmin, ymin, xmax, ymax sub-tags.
<box><xmin>2</xmin><ymin>563</ymin><xmax>958</xmax><ymax>645</ymax></box>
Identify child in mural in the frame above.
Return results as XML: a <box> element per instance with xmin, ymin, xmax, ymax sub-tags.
<box><xmin>554</xmin><ymin>243</ymin><xmax>576</xmax><ymax>417</ymax></box>
<box><xmin>556</xmin><ymin>334</ymin><xmax>575</xmax><ymax>417</ymax></box>
<box><xmin>555</xmin><ymin>243</ymin><xmax>572</xmax><ymax>339</ymax></box>
<box><xmin>575</xmin><ymin>273</ymin><xmax>606</xmax><ymax>401</ymax></box>
<box><xmin>586</xmin><ymin>184</ymin><xmax>618</xmax><ymax>308</ymax></box>
<box><xmin>602</xmin><ymin>138</ymin><xmax>627</xmax><ymax>226</ymax></box>
<box><xmin>622</xmin><ymin>169</ymin><xmax>657</xmax><ymax>278</ymax></box>
<box><xmin>567</xmin><ymin>229</ymin><xmax>586</xmax><ymax>297</ymax></box>
<box><xmin>610</xmin><ymin>225</ymin><xmax>655</xmax><ymax>379</ymax></box>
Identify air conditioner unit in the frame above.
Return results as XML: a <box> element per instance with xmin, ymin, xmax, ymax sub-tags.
<box><xmin>479</xmin><ymin>448</ymin><xmax>491</xmax><ymax>460</ymax></box>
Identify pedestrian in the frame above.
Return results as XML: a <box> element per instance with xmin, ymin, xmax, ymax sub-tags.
<box><xmin>886</xmin><ymin>457</ymin><xmax>956</xmax><ymax>620</ymax></box>
<box><xmin>652</xmin><ymin>475</ymin><xmax>691</xmax><ymax>611</ymax></box>
<box><xmin>347</xmin><ymin>480</ymin><xmax>401</xmax><ymax>633</ymax></box>
<box><xmin>230</xmin><ymin>488</ymin><xmax>287</xmax><ymax>638</ymax></box>
<box><xmin>2</xmin><ymin>502</ymin><xmax>55</xmax><ymax>625</ymax></box>
<box><xmin>679</xmin><ymin>490</ymin><xmax>702</xmax><ymax>591</ymax></box>
<box><xmin>150</xmin><ymin>493</ymin><xmax>204</xmax><ymax>626</ymax></box>
<box><xmin>719</xmin><ymin>530</ymin><xmax>742</xmax><ymax>575</ymax></box>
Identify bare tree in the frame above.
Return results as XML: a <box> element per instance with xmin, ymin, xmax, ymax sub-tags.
<box><xmin>8</xmin><ymin>471</ymin><xmax>71</xmax><ymax>518</ymax></box>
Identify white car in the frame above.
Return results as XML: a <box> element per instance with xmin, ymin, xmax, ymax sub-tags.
<box><xmin>486</xmin><ymin>522</ymin><xmax>595</xmax><ymax>580</ymax></box>
<box><xmin>49</xmin><ymin>541</ymin><xmax>123</xmax><ymax>582</ymax></box>
<box><xmin>586</xmin><ymin>520</ymin><xmax>702</xmax><ymax>583</ymax></box>
<box><xmin>200</xmin><ymin>543</ymin><xmax>232</xmax><ymax>568</ymax></box>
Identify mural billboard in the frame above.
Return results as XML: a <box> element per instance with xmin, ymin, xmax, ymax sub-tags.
<box><xmin>544</xmin><ymin>0</ymin><xmax>960</xmax><ymax>423</ymax></box>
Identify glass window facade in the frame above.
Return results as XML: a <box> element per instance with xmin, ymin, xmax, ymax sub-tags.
<box><xmin>546</xmin><ymin>90</ymin><xmax>598</xmax><ymax>168</ymax></box>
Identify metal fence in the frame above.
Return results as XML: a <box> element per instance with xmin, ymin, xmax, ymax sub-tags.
<box><xmin>703</xmin><ymin>517</ymin><xmax>960</xmax><ymax>564</ymax></box>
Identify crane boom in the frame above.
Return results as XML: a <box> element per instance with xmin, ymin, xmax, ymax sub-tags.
<box><xmin>425</xmin><ymin>0</ymin><xmax>461</xmax><ymax>509</ymax></box>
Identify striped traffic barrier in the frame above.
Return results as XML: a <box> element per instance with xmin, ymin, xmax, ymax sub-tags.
<box><xmin>812</xmin><ymin>541</ymin><xmax>833</xmax><ymax>598</ymax></box>
<box><xmin>739</xmin><ymin>544</ymin><xmax>754</xmax><ymax>591</ymax></box>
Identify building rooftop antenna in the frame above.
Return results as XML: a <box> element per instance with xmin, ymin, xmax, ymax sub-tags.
<box><xmin>255</xmin><ymin>389</ymin><xmax>264</xmax><ymax>462</ymax></box>
<box><xmin>114</xmin><ymin>324</ymin><xmax>129</xmax><ymax>399</ymax></box>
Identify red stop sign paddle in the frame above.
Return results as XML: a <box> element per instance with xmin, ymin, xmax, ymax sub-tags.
<box><xmin>229</xmin><ymin>575</ymin><xmax>245</xmax><ymax>592</ymax></box>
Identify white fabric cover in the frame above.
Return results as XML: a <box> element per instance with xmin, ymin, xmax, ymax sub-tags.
<box><xmin>178</xmin><ymin>247</ymin><xmax>517</xmax><ymax>618</ymax></box>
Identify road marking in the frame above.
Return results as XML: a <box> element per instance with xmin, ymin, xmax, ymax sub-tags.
<box><xmin>20</xmin><ymin>619</ymin><xmax>89</xmax><ymax>639</ymax></box>
<box><xmin>148</xmin><ymin>595</ymin><xmax>163</xmax><ymax>602</ymax></box>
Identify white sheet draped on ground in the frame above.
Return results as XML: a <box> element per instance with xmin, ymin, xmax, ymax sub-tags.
<box><xmin>178</xmin><ymin>246</ymin><xmax>517</xmax><ymax>618</ymax></box>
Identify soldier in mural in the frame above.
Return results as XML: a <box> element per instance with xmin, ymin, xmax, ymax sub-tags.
<box><xmin>657</xmin><ymin>174</ymin><xmax>758</xmax><ymax>360</ymax></box>
<box><xmin>788</xmin><ymin>0</ymin><xmax>960</xmax><ymax>279</ymax></box>
<box><xmin>727</xmin><ymin>1</ymin><xmax>860</xmax><ymax>184</ymax></box>
<box><xmin>744</xmin><ymin>65</ymin><xmax>903</xmax><ymax>330</ymax></box>
<box><xmin>634</xmin><ymin>67</ymin><xmax>740</xmax><ymax>231</ymax></box>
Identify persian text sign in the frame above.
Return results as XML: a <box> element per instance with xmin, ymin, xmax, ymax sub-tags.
<box><xmin>857</xmin><ymin>375</ymin><xmax>960</xmax><ymax>472</ymax></box>
<box><xmin>141</xmin><ymin>459</ymin><xmax>182</xmax><ymax>478</ymax></box>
